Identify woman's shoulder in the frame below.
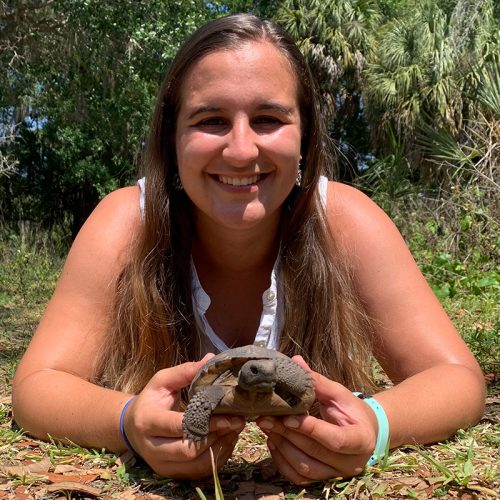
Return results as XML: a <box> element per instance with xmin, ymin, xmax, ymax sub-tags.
<box><xmin>324</xmin><ymin>180</ymin><xmax>411</xmax><ymax>263</ymax></box>
<box><xmin>84</xmin><ymin>185</ymin><xmax>141</xmax><ymax>229</ymax></box>
<box><xmin>69</xmin><ymin>185</ymin><xmax>142</xmax><ymax>269</ymax></box>
<box><xmin>325</xmin><ymin>181</ymin><xmax>395</xmax><ymax>233</ymax></box>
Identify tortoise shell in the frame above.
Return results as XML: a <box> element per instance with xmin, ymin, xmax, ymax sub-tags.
<box><xmin>183</xmin><ymin>345</ymin><xmax>315</xmax><ymax>441</ymax></box>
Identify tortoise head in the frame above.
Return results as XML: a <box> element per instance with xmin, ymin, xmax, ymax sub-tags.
<box><xmin>238</xmin><ymin>359</ymin><xmax>277</xmax><ymax>392</ymax></box>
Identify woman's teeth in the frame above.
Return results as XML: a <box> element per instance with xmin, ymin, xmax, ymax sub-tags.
<box><xmin>219</xmin><ymin>175</ymin><xmax>260</xmax><ymax>186</ymax></box>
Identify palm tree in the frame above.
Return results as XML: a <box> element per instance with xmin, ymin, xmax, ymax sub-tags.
<box><xmin>277</xmin><ymin>0</ymin><xmax>381</xmax><ymax>178</ymax></box>
<box><xmin>363</xmin><ymin>0</ymin><xmax>497</xmax><ymax>174</ymax></box>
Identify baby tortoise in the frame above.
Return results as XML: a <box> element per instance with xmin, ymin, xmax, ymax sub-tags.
<box><xmin>182</xmin><ymin>345</ymin><xmax>315</xmax><ymax>442</ymax></box>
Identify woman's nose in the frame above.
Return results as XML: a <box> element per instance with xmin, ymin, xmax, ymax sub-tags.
<box><xmin>222</xmin><ymin>119</ymin><xmax>259</xmax><ymax>167</ymax></box>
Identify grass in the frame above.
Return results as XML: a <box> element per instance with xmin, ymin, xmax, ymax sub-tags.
<box><xmin>0</xmin><ymin>207</ymin><xmax>498</xmax><ymax>499</ymax></box>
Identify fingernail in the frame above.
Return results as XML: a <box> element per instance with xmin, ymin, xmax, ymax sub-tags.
<box><xmin>284</xmin><ymin>416</ymin><xmax>299</xmax><ymax>428</ymax></box>
<box><xmin>259</xmin><ymin>418</ymin><xmax>274</xmax><ymax>430</ymax></box>
<box><xmin>267</xmin><ymin>439</ymin><xmax>276</xmax><ymax>451</ymax></box>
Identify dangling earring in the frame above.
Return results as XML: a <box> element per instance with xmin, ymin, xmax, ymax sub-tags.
<box><xmin>173</xmin><ymin>173</ymin><xmax>184</xmax><ymax>191</ymax></box>
<box><xmin>295</xmin><ymin>156</ymin><xmax>303</xmax><ymax>187</ymax></box>
<box><xmin>295</xmin><ymin>169</ymin><xmax>302</xmax><ymax>187</ymax></box>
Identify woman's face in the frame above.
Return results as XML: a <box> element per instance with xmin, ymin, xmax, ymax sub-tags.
<box><xmin>175</xmin><ymin>41</ymin><xmax>302</xmax><ymax>234</ymax></box>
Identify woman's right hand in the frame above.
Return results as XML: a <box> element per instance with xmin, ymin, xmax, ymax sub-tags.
<box><xmin>122</xmin><ymin>356</ymin><xmax>245</xmax><ymax>479</ymax></box>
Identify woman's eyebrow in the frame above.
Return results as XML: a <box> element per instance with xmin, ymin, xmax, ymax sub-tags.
<box><xmin>187</xmin><ymin>106</ymin><xmax>222</xmax><ymax>120</ymax></box>
<box><xmin>186</xmin><ymin>102</ymin><xmax>295</xmax><ymax>120</ymax></box>
<box><xmin>256</xmin><ymin>102</ymin><xmax>294</xmax><ymax>116</ymax></box>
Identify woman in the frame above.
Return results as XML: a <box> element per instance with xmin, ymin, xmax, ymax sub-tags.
<box><xmin>12</xmin><ymin>14</ymin><xmax>485</xmax><ymax>484</ymax></box>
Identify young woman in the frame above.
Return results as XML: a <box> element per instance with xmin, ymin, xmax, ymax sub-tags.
<box><xmin>12</xmin><ymin>14</ymin><xmax>485</xmax><ymax>484</ymax></box>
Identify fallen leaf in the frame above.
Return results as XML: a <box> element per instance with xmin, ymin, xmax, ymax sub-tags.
<box><xmin>45</xmin><ymin>472</ymin><xmax>99</xmax><ymax>483</ymax></box>
<box><xmin>114</xmin><ymin>489</ymin><xmax>139</xmax><ymax>500</ymax></box>
<box><xmin>234</xmin><ymin>481</ymin><xmax>256</xmax><ymax>495</ymax></box>
<box><xmin>45</xmin><ymin>481</ymin><xmax>101</xmax><ymax>497</ymax></box>
<box><xmin>13</xmin><ymin>440</ymin><xmax>40</xmax><ymax>448</ymax></box>
<box><xmin>117</xmin><ymin>450</ymin><xmax>137</xmax><ymax>467</ymax></box>
<box><xmin>53</xmin><ymin>464</ymin><xmax>82</xmax><ymax>474</ymax></box>
<box><xmin>13</xmin><ymin>485</ymin><xmax>31</xmax><ymax>499</ymax></box>
<box><xmin>0</xmin><ymin>456</ymin><xmax>51</xmax><ymax>476</ymax></box>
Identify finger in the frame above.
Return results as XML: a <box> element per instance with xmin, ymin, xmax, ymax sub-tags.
<box><xmin>132</xmin><ymin>409</ymin><xmax>184</xmax><ymax>438</ymax></box>
<box><xmin>141</xmin><ymin>407</ymin><xmax>245</xmax><ymax>438</ymax></box>
<box><xmin>267</xmin><ymin>435</ymin><xmax>326</xmax><ymax>485</ymax></box>
<box><xmin>147</xmin><ymin>355</ymin><xmax>213</xmax><ymax>392</ymax></box>
<box><xmin>309</xmin><ymin>371</ymin><xmax>356</xmax><ymax>405</ymax></box>
<box><xmin>150</xmin><ymin>431</ymin><xmax>239</xmax><ymax>479</ymax></box>
<box><xmin>261</xmin><ymin>418</ymin><xmax>368</xmax><ymax>478</ymax></box>
<box><xmin>259</xmin><ymin>415</ymin><xmax>373</xmax><ymax>456</ymax></box>
<box><xmin>268</xmin><ymin>433</ymin><xmax>343</xmax><ymax>481</ymax></box>
<box><xmin>146</xmin><ymin>429</ymin><xmax>223</xmax><ymax>462</ymax></box>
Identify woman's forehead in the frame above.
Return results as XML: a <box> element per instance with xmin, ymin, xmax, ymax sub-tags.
<box><xmin>178</xmin><ymin>41</ymin><xmax>299</xmax><ymax>108</ymax></box>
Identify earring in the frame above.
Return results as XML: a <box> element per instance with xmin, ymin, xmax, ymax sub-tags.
<box><xmin>295</xmin><ymin>156</ymin><xmax>303</xmax><ymax>187</ymax></box>
<box><xmin>295</xmin><ymin>169</ymin><xmax>302</xmax><ymax>187</ymax></box>
<box><xmin>173</xmin><ymin>173</ymin><xmax>183</xmax><ymax>191</ymax></box>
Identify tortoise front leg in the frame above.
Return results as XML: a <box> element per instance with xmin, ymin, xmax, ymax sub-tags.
<box><xmin>182</xmin><ymin>385</ymin><xmax>226</xmax><ymax>442</ymax></box>
<box><xmin>275</xmin><ymin>358</ymin><xmax>315</xmax><ymax>409</ymax></box>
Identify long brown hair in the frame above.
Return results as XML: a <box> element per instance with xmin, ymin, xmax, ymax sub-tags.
<box><xmin>94</xmin><ymin>13</ymin><xmax>374</xmax><ymax>393</ymax></box>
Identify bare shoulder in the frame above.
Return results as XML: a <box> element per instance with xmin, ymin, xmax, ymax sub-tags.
<box><xmin>68</xmin><ymin>185</ymin><xmax>141</xmax><ymax>269</ymax></box>
<box><xmin>325</xmin><ymin>181</ymin><xmax>402</xmax><ymax>255</ymax></box>
<box><xmin>324</xmin><ymin>181</ymin><xmax>480</xmax><ymax>380</ymax></box>
<box><xmin>13</xmin><ymin>185</ymin><xmax>143</xmax><ymax>379</ymax></box>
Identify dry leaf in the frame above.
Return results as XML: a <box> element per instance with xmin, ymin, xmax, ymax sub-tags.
<box><xmin>115</xmin><ymin>489</ymin><xmax>140</xmax><ymax>500</ymax></box>
<box><xmin>234</xmin><ymin>481</ymin><xmax>256</xmax><ymax>495</ymax></box>
<box><xmin>0</xmin><ymin>456</ymin><xmax>51</xmax><ymax>476</ymax></box>
<box><xmin>13</xmin><ymin>485</ymin><xmax>31</xmax><ymax>499</ymax></box>
<box><xmin>13</xmin><ymin>440</ymin><xmax>40</xmax><ymax>448</ymax></box>
<box><xmin>45</xmin><ymin>481</ymin><xmax>101</xmax><ymax>497</ymax></box>
<box><xmin>53</xmin><ymin>464</ymin><xmax>82</xmax><ymax>474</ymax></box>
<box><xmin>45</xmin><ymin>472</ymin><xmax>99</xmax><ymax>483</ymax></box>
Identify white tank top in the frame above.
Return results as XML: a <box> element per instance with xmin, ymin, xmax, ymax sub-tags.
<box><xmin>137</xmin><ymin>175</ymin><xmax>329</xmax><ymax>354</ymax></box>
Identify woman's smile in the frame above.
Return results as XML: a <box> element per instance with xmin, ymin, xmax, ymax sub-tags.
<box><xmin>217</xmin><ymin>174</ymin><xmax>262</xmax><ymax>187</ymax></box>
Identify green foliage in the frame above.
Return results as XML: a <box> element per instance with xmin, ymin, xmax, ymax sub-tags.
<box><xmin>276</xmin><ymin>0</ymin><xmax>382</xmax><ymax>164</ymax></box>
<box><xmin>363</xmin><ymin>0</ymin><xmax>498</xmax><ymax>173</ymax></box>
<box><xmin>0</xmin><ymin>0</ymin><xmax>220</xmax><ymax>236</ymax></box>
<box><xmin>356</xmin><ymin>126</ymin><xmax>416</xmax><ymax>213</ymax></box>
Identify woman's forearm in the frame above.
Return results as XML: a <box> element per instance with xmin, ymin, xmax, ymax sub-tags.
<box><xmin>375</xmin><ymin>363</ymin><xmax>485</xmax><ymax>448</ymax></box>
<box><xmin>12</xmin><ymin>369</ymin><xmax>131</xmax><ymax>452</ymax></box>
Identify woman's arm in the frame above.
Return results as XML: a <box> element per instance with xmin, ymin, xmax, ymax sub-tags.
<box><xmin>12</xmin><ymin>187</ymin><xmax>142</xmax><ymax>449</ymax></box>
<box><xmin>12</xmin><ymin>187</ymin><xmax>243</xmax><ymax>477</ymax></box>
<box><xmin>327</xmin><ymin>181</ymin><xmax>485</xmax><ymax>444</ymax></box>
<box><xmin>257</xmin><ymin>182</ymin><xmax>485</xmax><ymax>484</ymax></box>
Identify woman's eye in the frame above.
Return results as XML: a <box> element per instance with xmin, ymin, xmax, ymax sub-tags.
<box><xmin>253</xmin><ymin>116</ymin><xmax>281</xmax><ymax>125</ymax></box>
<box><xmin>196</xmin><ymin>117</ymin><xmax>227</xmax><ymax>128</ymax></box>
<box><xmin>252</xmin><ymin>116</ymin><xmax>283</xmax><ymax>130</ymax></box>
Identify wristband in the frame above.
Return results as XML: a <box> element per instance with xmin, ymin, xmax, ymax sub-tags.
<box><xmin>119</xmin><ymin>396</ymin><xmax>141</xmax><ymax>458</ymax></box>
<box><xmin>354</xmin><ymin>392</ymin><xmax>390</xmax><ymax>466</ymax></box>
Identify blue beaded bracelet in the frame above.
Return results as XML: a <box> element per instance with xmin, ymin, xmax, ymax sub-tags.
<box><xmin>119</xmin><ymin>396</ymin><xmax>141</xmax><ymax>458</ymax></box>
<box><xmin>354</xmin><ymin>392</ymin><xmax>390</xmax><ymax>466</ymax></box>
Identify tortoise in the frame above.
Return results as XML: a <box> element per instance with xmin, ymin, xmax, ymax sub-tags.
<box><xmin>182</xmin><ymin>345</ymin><xmax>315</xmax><ymax>442</ymax></box>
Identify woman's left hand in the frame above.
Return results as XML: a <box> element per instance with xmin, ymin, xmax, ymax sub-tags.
<box><xmin>256</xmin><ymin>356</ymin><xmax>380</xmax><ymax>485</ymax></box>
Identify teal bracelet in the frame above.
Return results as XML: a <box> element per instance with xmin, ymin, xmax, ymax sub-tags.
<box><xmin>353</xmin><ymin>392</ymin><xmax>390</xmax><ymax>466</ymax></box>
